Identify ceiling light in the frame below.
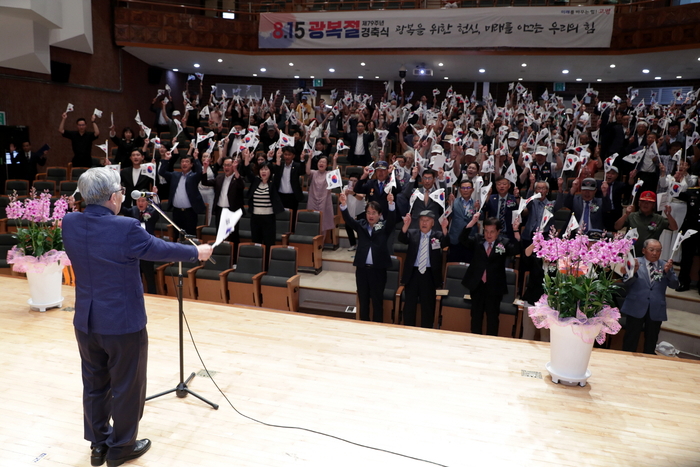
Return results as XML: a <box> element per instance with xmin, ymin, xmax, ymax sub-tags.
<box><xmin>294</xmin><ymin>75</ymin><xmax>299</xmax><ymax>79</ymax></box>
<box><xmin>218</xmin><ymin>58</ymin><xmax>223</xmax><ymax>63</ymax></box>
<box><xmin>655</xmin><ymin>76</ymin><xmax>661</xmax><ymax>80</ymax></box>
<box><xmin>562</xmin><ymin>69</ymin><xmax>569</xmax><ymax>74</ymax></box>
<box><xmin>289</xmin><ymin>62</ymin><xmax>294</xmax><ymax>66</ymax></box>
<box><xmin>360</xmin><ymin>62</ymin><xmax>365</xmax><ymax>66</ymax></box>
<box><xmin>375</xmin><ymin>76</ymin><xmax>379</xmax><ymax>79</ymax></box>
<box><xmin>253</xmin><ymin>73</ymin><xmax>257</xmax><ymax>77</ymax></box>
<box><xmin>677</xmin><ymin>75</ymin><xmax>683</xmax><ymax>79</ymax></box>
<box><xmin>596</xmin><ymin>78</ymin><xmax>602</xmax><ymax>82</ymax></box>
<box><xmin>260</xmin><ymin>67</ymin><xmax>266</xmax><ymax>72</ymax></box>
<box><xmin>358</xmin><ymin>76</ymin><xmax>363</xmax><ymax>79</ymax></box>
<box><xmin>642</xmin><ymin>69</ymin><xmax>650</xmax><ymax>73</ymax></box>
<box><xmin>438</xmin><ymin>62</ymin><xmax>444</xmax><ymax>67</ymax></box>
<box><xmin>576</xmin><ymin>78</ymin><xmax>582</xmax><ymax>81</ymax></box>
<box><xmin>518</xmin><ymin>78</ymin><xmax>523</xmax><ymax>81</ymax></box>
<box><xmin>479</xmin><ymin>69</ymin><xmax>485</xmax><ymax>73</ymax></box>
<box><xmin>194</xmin><ymin>63</ymin><xmax>200</xmax><ymax>68</ymax></box>
<box><xmin>521</xmin><ymin>63</ymin><xmax>527</xmax><ymax>67</ymax></box>
<box><xmin>172</xmin><ymin>68</ymin><xmax>178</xmax><ymax>72</ymax></box>
<box><xmin>444</xmin><ymin>77</ymin><xmax>449</xmax><ymax>80</ymax></box>
<box><xmin>222</xmin><ymin>12</ymin><xmax>235</xmax><ymax>19</ymax></box>
<box><xmin>329</xmin><ymin>68</ymin><xmax>335</xmax><ymax>72</ymax></box>
<box><xmin>609</xmin><ymin>64</ymin><xmax>615</xmax><ymax>68</ymax></box>
<box><xmin>310</xmin><ymin>75</ymin><xmax>314</xmax><ymax>79</ymax></box>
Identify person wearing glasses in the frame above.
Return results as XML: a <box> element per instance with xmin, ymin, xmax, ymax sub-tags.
<box><xmin>62</xmin><ymin>167</ymin><xmax>212</xmax><ymax>467</ymax></box>
<box><xmin>447</xmin><ymin>179</ymin><xmax>478</xmax><ymax>263</ymax></box>
<box><xmin>400</xmin><ymin>165</ymin><xmax>445</xmax><ymax>231</ymax></box>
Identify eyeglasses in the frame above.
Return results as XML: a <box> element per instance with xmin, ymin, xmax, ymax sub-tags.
<box><xmin>115</xmin><ymin>187</ymin><xmax>125</xmax><ymax>196</ymax></box>
<box><xmin>460</xmin><ymin>186</ymin><xmax>473</xmax><ymax>190</ymax></box>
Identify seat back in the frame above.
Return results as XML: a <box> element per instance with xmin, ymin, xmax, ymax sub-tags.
<box><xmin>46</xmin><ymin>167</ymin><xmax>68</xmax><ymax>184</ymax></box>
<box><xmin>344</xmin><ymin>166</ymin><xmax>364</xmax><ymax>179</ymax></box>
<box><xmin>238</xmin><ymin>209</ymin><xmax>252</xmax><ymax>241</ymax></box>
<box><xmin>236</xmin><ymin>243</ymin><xmax>265</xmax><ymax>274</ymax></box>
<box><xmin>5</xmin><ymin>180</ymin><xmax>29</xmax><ymax>196</ymax></box>
<box><xmin>33</xmin><ymin>180</ymin><xmax>56</xmax><ymax>195</ymax></box>
<box><xmin>201</xmin><ymin>242</ymin><xmax>232</xmax><ymax>271</ymax></box>
<box><xmin>275</xmin><ymin>209</ymin><xmax>292</xmax><ymax>240</ymax></box>
<box><xmin>444</xmin><ymin>263</ymin><xmax>470</xmax><ymax>297</ymax></box>
<box><xmin>70</xmin><ymin>167</ymin><xmax>89</xmax><ymax>181</ymax></box>
<box><xmin>552</xmin><ymin>208</ymin><xmax>571</xmax><ymax>236</ymax></box>
<box><xmin>385</xmin><ymin>256</ymin><xmax>402</xmax><ymax>293</ymax></box>
<box><xmin>294</xmin><ymin>210</ymin><xmax>321</xmax><ymax>238</ymax></box>
<box><xmin>502</xmin><ymin>268</ymin><xmax>518</xmax><ymax>304</ymax></box>
<box><xmin>267</xmin><ymin>246</ymin><xmax>297</xmax><ymax>279</ymax></box>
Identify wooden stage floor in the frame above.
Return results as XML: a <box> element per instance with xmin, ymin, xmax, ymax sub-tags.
<box><xmin>1</xmin><ymin>276</ymin><xmax>699</xmax><ymax>467</ymax></box>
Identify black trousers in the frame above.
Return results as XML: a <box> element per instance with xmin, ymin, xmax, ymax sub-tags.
<box><xmin>345</xmin><ymin>224</ymin><xmax>357</xmax><ymax>247</ymax></box>
<box><xmin>75</xmin><ymin>328</ymin><xmax>148</xmax><ymax>459</ymax></box>
<box><xmin>403</xmin><ymin>267</ymin><xmax>437</xmax><ymax>328</ymax></box>
<box><xmin>623</xmin><ymin>309</ymin><xmax>662</xmax><ymax>355</ymax></box>
<box><xmin>356</xmin><ymin>266</ymin><xmax>386</xmax><ymax>322</ymax></box>
<box><xmin>251</xmin><ymin>213</ymin><xmax>276</xmax><ymax>263</ymax></box>
<box><xmin>172</xmin><ymin>207</ymin><xmax>198</xmax><ymax>237</ymax></box>
<box><xmin>279</xmin><ymin>193</ymin><xmax>299</xmax><ymax>230</ymax></box>
<box><xmin>470</xmin><ymin>281</ymin><xmax>503</xmax><ymax>336</ymax></box>
<box><xmin>139</xmin><ymin>260</ymin><xmax>156</xmax><ymax>295</ymax></box>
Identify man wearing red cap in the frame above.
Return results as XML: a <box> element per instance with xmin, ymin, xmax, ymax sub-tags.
<box><xmin>615</xmin><ymin>191</ymin><xmax>678</xmax><ymax>256</ymax></box>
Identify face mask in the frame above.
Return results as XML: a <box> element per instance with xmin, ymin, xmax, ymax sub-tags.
<box><xmin>390</xmin><ymin>104</ymin><xmax>397</xmax><ymax>110</ymax></box>
<box><xmin>508</xmin><ymin>140</ymin><xmax>517</xmax><ymax>148</ymax></box>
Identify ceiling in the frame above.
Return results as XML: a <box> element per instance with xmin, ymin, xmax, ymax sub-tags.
<box><xmin>123</xmin><ymin>46</ymin><xmax>700</xmax><ymax>85</ymax></box>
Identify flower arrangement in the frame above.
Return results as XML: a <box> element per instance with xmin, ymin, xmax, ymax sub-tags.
<box><xmin>6</xmin><ymin>189</ymin><xmax>73</xmax><ymax>273</ymax></box>
<box><xmin>528</xmin><ymin>228</ymin><xmax>633</xmax><ymax>344</ymax></box>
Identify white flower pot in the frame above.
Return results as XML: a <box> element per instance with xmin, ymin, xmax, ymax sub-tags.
<box><xmin>26</xmin><ymin>261</ymin><xmax>64</xmax><ymax>312</ymax></box>
<box><xmin>546</xmin><ymin>321</ymin><xmax>603</xmax><ymax>387</ymax></box>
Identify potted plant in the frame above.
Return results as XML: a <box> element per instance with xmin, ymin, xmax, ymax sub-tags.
<box><xmin>5</xmin><ymin>189</ymin><xmax>73</xmax><ymax>311</ymax></box>
<box><xmin>528</xmin><ymin>229</ymin><xmax>632</xmax><ymax>386</ymax></box>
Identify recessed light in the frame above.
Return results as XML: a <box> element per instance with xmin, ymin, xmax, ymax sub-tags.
<box><xmin>375</xmin><ymin>76</ymin><xmax>379</xmax><ymax>79</ymax></box>
<box><xmin>479</xmin><ymin>69</ymin><xmax>485</xmax><ymax>73</ymax></box>
<box><xmin>562</xmin><ymin>69</ymin><xmax>569</xmax><ymax>74</ymax></box>
<box><xmin>310</xmin><ymin>75</ymin><xmax>314</xmax><ymax>79</ymax></box>
<box><xmin>172</xmin><ymin>68</ymin><xmax>178</xmax><ymax>72</ymax></box>
<box><xmin>438</xmin><ymin>62</ymin><xmax>444</xmax><ymax>67</ymax></box>
<box><xmin>521</xmin><ymin>63</ymin><xmax>527</xmax><ymax>67</ymax></box>
<box><xmin>358</xmin><ymin>76</ymin><xmax>363</xmax><ymax>79</ymax></box>
<box><xmin>289</xmin><ymin>62</ymin><xmax>294</xmax><ymax>66</ymax></box>
<box><xmin>218</xmin><ymin>58</ymin><xmax>223</xmax><ymax>63</ymax></box>
<box><xmin>260</xmin><ymin>68</ymin><xmax>266</xmax><ymax>72</ymax></box>
<box><xmin>642</xmin><ymin>69</ymin><xmax>650</xmax><ymax>74</ymax></box>
<box><xmin>655</xmin><ymin>76</ymin><xmax>661</xmax><ymax>80</ymax></box>
<box><xmin>253</xmin><ymin>73</ymin><xmax>257</xmax><ymax>77</ymax></box>
<box><xmin>444</xmin><ymin>77</ymin><xmax>449</xmax><ymax>80</ymax></box>
<box><xmin>596</xmin><ymin>78</ymin><xmax>602</xmax><ymax>82</ymax></box>
<box><xmin>609</xmin><ymin>64</ymin><xmax>615</xmax><ymax>68</ymax></box>
<box><xmin>294</xmin><ymin>75</ymin><xmax>299</xmax><ymax>79</ymax></box>
<box><xmin>194</xmin><ymin>63</ymin><xmax>200</xmax><ymax>68</ymax></box>
<box><xmin>576</xmin><ymin>78</ymin><xmax>582</xmax><ymax>81</ymax></box>
<box><xmin>518</xmin><ymin>78</ymin><xmax>523</xmax><ymax>81</ymax></box>
<box><xmin>329</xmin><ymin>68</ymin><xmax>335</xmax><ymax>72</ymax></box>
<box><xmin>677</xmin><ymin>75</ymin><xmax>683</xmax><ymax>79</ymax></box>
<box><xmin>360</xmin><ymin>62</ymin><xmax>365</xmax><ymax>66</ymax></box>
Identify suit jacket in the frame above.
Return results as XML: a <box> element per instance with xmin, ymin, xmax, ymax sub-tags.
<box><xmin>120</xmin><ymin>167</ymin><xmax>153</xmax><ymax>208</ymax></box>
<box><xmin>341</xmin><ymin>206</ymin><xmax>396</xmax><ymax>269</ymax></box>
<box><xmin>459</xmin><ymin>232</ymin><xmax>520</xmax><ymax>295</ymax></box>
<box><xmin>558</xmin><ymin>193</ymin><xmax>611</xmax><ymax>232</ymax></box>
<box><xmin>484</xmin><ymin>194</ymin><xmax>519</xmax><ymax>240</ymax></box>
<box><xmin>12</xmin><ymin>149</ymin><xmax>47</xmax><ymax>182</ymax></box>
<box><xmin>398</xmin><ymin>228</ymin><xmax>448</xmax><ymax>286</ymax></box>
<box><xmin>63</xmin><ymin>204</ymin><xmax>199</xmax><ymax>335</ymax></box>
<box><xmin>242</xmin><ymin>163</ymin><xmax>285</xmax><ymax>214</ymax></box>
<box><xmin>353</xmin><ymin>177</ymin><xmax>399</xmax><ymax>219</ymax></box>
<box><xmin>621</xmin><ymin>257</ymin><xmax>679</xmax><ymax>321</ymax></box>
<box><xmin>345</xmin><ymin>132</ymin><xmax>374</xmax><ymax>166</ymax></box>
<box><xmin>272</xmin><ymin>161</ymin><xmax>304</xmax><ymax>202</ymax></box>
<box><xmin>200</xmin><ymin>171</ymin><xmax>246</xmax><ymax>213</ymax></box>
<box><xmin>121</xmin><ymin>204</ymin><xmax>160</xmax><ymax>235</ymax></box>
<box><xmin>597</xmin><ymin>179</ymin><xmax>625</xmax><ymax>231</ymax></box>
<box><xmin>158</xmin><ymin>160</ymin><xmax>206</xmax><ymax>214</ymax></box>
<box><xmin>400</xmin><ymin>179</ymin><xmax>445</xmax><ymax>230</ymax></box>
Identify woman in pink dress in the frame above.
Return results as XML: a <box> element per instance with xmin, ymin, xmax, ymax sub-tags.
<box><xmin>305</xmin><ymin>150</ymin><xmax>338</xmax><ymax>236</ymax></box>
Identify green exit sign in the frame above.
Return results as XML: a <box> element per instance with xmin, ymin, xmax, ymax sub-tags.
<box><xmin>553</xmin><ymin>82</ymin><xmax>566</xmax><ymax>92</ymax></box>
<box><xmin>313</xmin><ymin>78</ymin><xmax>323</xmax><ymax>87</ymax></box>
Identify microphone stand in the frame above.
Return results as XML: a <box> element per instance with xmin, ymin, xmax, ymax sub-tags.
<box><xmin>144</xmin><ymin>197</ymin><xmax>219</xmax><ymax>410</ymax></box>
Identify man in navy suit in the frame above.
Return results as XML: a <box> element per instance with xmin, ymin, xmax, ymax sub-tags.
<box><xmin>620</xmin><ymin>239</ymin><xmax>679</xmax><ymax>354</ymax></box>
<box><xmin>352</xmin><ymin>161</ymin><xmax>399</xmax><ymax>219</ymax></box>
<box><xmin>398</xmin><ymin>210</ymin><xmax>449</xmax><ymax>328</ymax></box>
<box><xmin>460</xmin><ymin>214</ymin><xmax>521</xmax><ymax>335</ymax></box>
<box><xmin>121</xmin><ymin>196</ymin><xmax>161</xmax><ymax>294</ymax></box>
<box><xmin>484</xmin><ymin>176</ymin><xmax>519</xmax><ymax>242</ymax></box>
<box><xmin>339</xmin><ymin>191</ymin><xmax>396</xmax><ymax>322</ymax></box>
<box><xmin>158</xmin><ymin>152</ymin><xmax>205</xmax><ymax>236</ymax></box>
<box><xmin>63</xmin><ymin>167</ymin><xmax>212</xmax><ymax>467</ymax></box>
<box><xmin>556</xmin><ymin>177</ymin><xmax>611</xmax><ymax>234</ymax></box>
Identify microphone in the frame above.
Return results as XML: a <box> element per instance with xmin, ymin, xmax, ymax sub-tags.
<box><xmin>131</xmin><ymin>190</ymin><xmax>157</xmax><ymax>200</ymax></box>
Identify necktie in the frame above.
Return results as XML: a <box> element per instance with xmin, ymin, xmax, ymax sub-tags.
<box><xmin>582</xmin><ymin>201</ymin><xmax>590</xmax><ymax>233</ymax></box>
<box><xmin>609</xmin><ymin>186</ymin><xmax>614</xmax><ymax>210</ymax></box>
<box><xmin>648</xmin><ymin>261</ymin><xmax>655</xmax><ymax>279</ymax></box>
<box><xmin>498</xmin><ymin>198</ymin><xmax>506</xmax><ymax>224</ymax></box>
<box><xmin>418</xmin><ymin>234</ymin><xmax>429</xmax><ymax>275</ymax></box>
<box><xmin>378</xmin><ymin>181</ymin><xmax>383</xmax><ymax>193</ymax></box>
<box><xmin>482</xmin><ymin>242</ymin><xmax>492</xmax><ymax>282</ymax></box>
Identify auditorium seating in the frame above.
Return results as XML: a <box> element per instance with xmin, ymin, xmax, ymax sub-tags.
<box><xmin>498</xmin><ymin>268</ymin><xmax>522</xmax><ymax>338</ymax></box>
<box><xmin>435</xmin><ymin>262</ymin><xmax>472</xmax><ymax>332</ymax></box>
<box><xmin>187</xmin><ymin>241</ymin><xmax>233</xmax><ymax>303</ymax></box>
<box><xmin>255</xmin><ymin>245</ymin><xmax>300</xmax><ymax>312</ymax></box>
<box><xmin>32</xmin><ymin>180</ymin><xmax>56</xmax><ymax>196</ymax></box>
<box><xmin>38</xmin><ymin>167</ymin><xmax>68</xmax><ymax>184</ymax></box>
<box><xmin>287</xmin><ymin>210</ymin><xmax>324</xmax><ymax>273</ymax></box>
<box><xmin>5</xmin><ymin>180</ymin><xmax>28</xmax><ymax>196</ymax></box>
<box><xmin>0</xmin><ymin>234</ymin><xmax>18</xmax><ymax>275</ymax></box>
<box><xmin>275</xmin><ymin>209</ymin><xmax>293</xmax><ymax>245</ymax></box>
<box><xmin>221</xmin><ymin>243</ymin><xmax>266</xmax><ymax>307</ymax></box>
<box><xmin>155</xmin><ymin>259</ymin><xmax>200</xmax><ymax>298</ymax></box>
<box><xmin>69</xmin><ymin>167</ymin><xmax>89</xmax><ymax>181</ymax></box>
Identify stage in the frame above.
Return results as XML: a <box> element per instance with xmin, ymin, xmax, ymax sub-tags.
<box><xmin>1</xmin><ymin>276</ymin><xmax>699</xmax><ymax>467</ymax></box>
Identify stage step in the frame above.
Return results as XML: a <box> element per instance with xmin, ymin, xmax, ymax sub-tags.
<box><xmin>660</xmin><ymin>308</ymin><xmax>700</xmax><ymax>357</ymax></box>
<box><xmin>299</xmin><ymin>270</ymin><xmax>357</xmax><ymax>318</ymax></box>
<box><xmin>321</xmin><ymin>248</ymin><xmax>356</xmax><ymax>273</ymax></box>
<box><xmin>665</xmin><ymin>287</ymin><xmax>700</xmax><ymax>315</ymax></box>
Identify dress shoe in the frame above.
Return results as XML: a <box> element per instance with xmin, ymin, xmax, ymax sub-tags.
<box><xmin>676</xmin><ymin>284</ymin><xmax>690</xmax><ymax>292</ymax></box>
<box><xmin>91</xmin><ymin>444</ymin><xmax>108</xmax><ymax>466</ymax></box>
<box><xmin>106</xmin><ymin>439</ymin><xmax>151</xmax><ymax>467</ymax></box>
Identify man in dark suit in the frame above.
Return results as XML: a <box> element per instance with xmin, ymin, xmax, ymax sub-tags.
<box><xmin>597</xmin><ymin>167</ymin><xmax>625</xmax><ymax>232</ymax></box>
<box><xmin>62</xmin><ymin>167</ymin><xmax>212</xmax><ymax>467</ymax></box>
<box><xmin>14</xmin><ymin>141</ymin><xmax>48</xmax><ymax>183</ymax></box>
<box><xmin>201</xmin><ymin>156</ymin><xmax>245</xmax><ymax>251</ymax></box>
<box><xmin>339</xmin><ymin>191</ymin><xmax>397</xmax><ymax>322</ymax></box>
<box><xmin>484</xmin><ymin>176</ymin><xmax>519</xmax><ymax>242</ymax></box>
<box><xmin>273</xmin><ymin>146</ymin><xmax>304</xmax><ymax>229</ymax></box>
<box><xmin>621</xmin><ymin>239</ymin><xmax>679</xmax><ymax>354</ymax></box>
<box><xmin>557</xmin><ymin>177</ymin><xmax>611</xmax><ymax>234</ymax></box>
<box><xmin>399</xmin><ymin>167</ymin><xmax>445</xmax><ymax>231</ymax></box>
<box><xmin>398</xmin><ymin>210</ymin><xmax>449</xmax><ymax>328</ymax></box>
<box><xmin>158</xmin><ymin>153</ymin><xmax>205</xmax><ymax>236</ymax></box>
<box><xmin>119</xmin><ymin>149</ymin><xmax>153</xmax><ymax>209</ymax></box>
<box><xmin>352</xmin><ymin>161</ymin><xmax>399</xmax><ymax>218</ymax></box>
<box><xmin>460</xmin><ymin>215</ymin><xmax>521</xmax><ymax>335</ymax></box>
<box><xmin>121</xmin><ymin>196</ymin><xmax>161</xmax><ymax>294</ymax></box>
<box><xmin>345</xmin><ymin>121</ymin><xmax>374</xmax><ymax>166</ymax></box>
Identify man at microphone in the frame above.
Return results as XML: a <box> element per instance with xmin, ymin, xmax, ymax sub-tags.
<box><xmin>62</xmin><ymin>167</ymin><xmax>213</xmax><ymax>466</ymax></box>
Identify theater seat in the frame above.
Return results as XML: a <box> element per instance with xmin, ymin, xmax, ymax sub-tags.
<box><xmin>0</xmin><ymin>234</ymin><xmax>18</xmax><ymax>275</ymax></box>
<box><xmin>221</xmin><ymin>243</ymin><xmax>266</xmax><ymax>307</ymax></box>
<box><xmin>187</xmin><ymin>241</ymin><xmax>233</xmax><ymax>303</ymax></box>
<box><xmin>497</xmin><ymin>268</ymin><xmax>521</xmax><ymax>338</ymax></box>
<box><xmin>435</xmin><ymin>262</ymin><xmax>472</xmax><ymax>332</ymax></box>
<box><xmin>287</xmin><ymin>210</ymin><xmax>323</xmax><ymax>274</ymax></box>
<box><xmin>255</xmin><ymin>246</ymin><xmax>300</xmax><ymax>312</ymax></box>
<box><xmin>156</xmin><ymin>259</ymin><xmax>200</xmax><ymax>298</ymax></box>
